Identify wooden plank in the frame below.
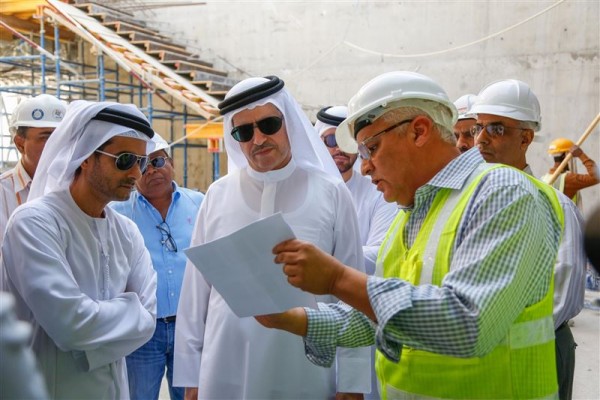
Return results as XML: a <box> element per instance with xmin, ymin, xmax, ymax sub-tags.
<box><xmin>161</xmin><ymin>58</ymin><xmax>213</xmax><ymax>69</ymax></box>
<box><xmin>74</xmin><ymin>3</ymin><xmax>135</xmax><ymax>18</ymax></box>
<box><xmin>131</xmin><ymin>40</ymin><xmax>188</xmax><ymax>54</ymax></box>
<box><xmin>126</xmin><ymin>31</ymin><xmax>174</xmax><ymax>46</ymax></box>
<box><xmin>175</xmin><ymin>60</ymin><xmax>227</xmax><ymax>77</ymax></box>
<box><xmin>103</xmin><ymin>21</ymin><xmax>164</xmax><ymax>38</ymax></box>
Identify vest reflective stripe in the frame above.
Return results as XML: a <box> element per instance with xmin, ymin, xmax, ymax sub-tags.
<box><xmin>375</xmin><ymin>164</ymin><xmax>561</xmax><ymax>400</ymax></box>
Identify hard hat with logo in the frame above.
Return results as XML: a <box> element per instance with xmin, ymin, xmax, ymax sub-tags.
<box><xmin>9</xmin><ymin>94</ymin><xmax>66</xmax><ymax>135</ymax></box>
<box><xmin>336</xmin><ymin>71</ymin><xmax>457</xmax><ymax>153</ymax></box>
<box><xmin>469</xmin><ymin>79</ymin><xmax>541</xmax><ymax>131</ymax></box>
<box><xmin>454</xmin><ymin>94</ymin><xmax>478</xmax><ymax>120</ymax></box>
<box><xmin>548</xmin><ymin>137</ymin><xmax>575</xmax><ymax>155</ymax></box>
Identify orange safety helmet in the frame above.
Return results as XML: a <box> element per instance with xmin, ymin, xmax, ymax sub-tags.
<box><xmin>547</xmin><ymin>138</ymin><xmax>575</xmax><ymax>155</ymax></box>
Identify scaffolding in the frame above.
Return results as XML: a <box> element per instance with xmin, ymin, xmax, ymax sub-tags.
<box><xmin>0</xmin><ymin>0</ymin><xmax>231</xmax><ymax>189</ymax></box>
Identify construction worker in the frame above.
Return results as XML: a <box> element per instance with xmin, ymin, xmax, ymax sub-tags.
<box><xmin>0</xmin><ymin>94</ymin><xmax>66</xmax><ymax>244</ymax></box>
<box><xmin>471</xmin><ymin>79</ymin><xmax>586</xmax><ymax>400</ymax></box>
<box><xmin>256</xmin><ymin>71</ymin><xmax>563</xmax><ymax>399</ymax></box>
<box><xmin>453</xmin><ymin>94</ymin><xmax>478</xmax><ymax>153</ymax></box>
<box><xmin>542</xmin><ymin>137</ymin><xmax>599</xmax><ymax>208</ymax></box>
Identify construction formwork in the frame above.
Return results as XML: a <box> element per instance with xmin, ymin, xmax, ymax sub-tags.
<box><xmin>0</xmin><ymin>2</ymin><xmax>228</xmax><ymax>190</ymax></box>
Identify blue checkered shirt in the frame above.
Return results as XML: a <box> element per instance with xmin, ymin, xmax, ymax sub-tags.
<box><xmin>304</xmin><ymin>148</ymin><xmax>562</xmax><ymax>366</ymax></box>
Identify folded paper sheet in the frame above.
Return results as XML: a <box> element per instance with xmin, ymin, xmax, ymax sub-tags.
<box><xmin>184</xmin><ymin>213</ymin><xmax>318</xmax><ymax>317</ymax></box>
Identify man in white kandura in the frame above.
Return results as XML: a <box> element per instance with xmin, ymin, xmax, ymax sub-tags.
<box><xmin>0</xmin><ymin>101</ymin><xmax>157</xmax><ymax>399</ymax></box>
<box><xmin>174</xmin><ymin>76</ymin><xmax>370</xmax><ymax>399</ymax></box>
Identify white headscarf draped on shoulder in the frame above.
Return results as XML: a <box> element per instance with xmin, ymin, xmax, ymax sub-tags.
<box><xmin>219</xmin><ymin>76</ymin><xmax>340</xmax><ymax>178</ymax></box>
<box><xmin>29</xmin><ymin>101</ymin><xmax>154</xmax><ymax>200</ymax></box>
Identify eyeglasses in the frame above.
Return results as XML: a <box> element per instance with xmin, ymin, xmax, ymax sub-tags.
<box><xmin>322</xmin><ymin>134</ymin><xmax>338</xmax><ymax>148</ymax></box>
<box><xmin>455</xmin><ymin>130</ymin><xmax>476</xmax><ymax>139</ymax></box>
<box><xmin>470</xmin><ymin>122</ymin><xmax>528</xmax><ymax>138</ymax></box>
<box><xmin>358</xmin><ymin>118</ymin><xmax>413</xmax><ymax>160</ymax></box>
<box><xmin>143</xmin><ymin>156</ymin><xmax>168</xmax><ymax>173</ymax></box>
<box><xmin>156</xmin><ymin>221</ymin><xmax>177</xmax><ymax>252</ymax></box>
<box><xmin>95</xmin><ymin>150</ymin><xmax>148</xmax><ymax>172</ymax></box>
<box><xmin>231</xmin><ymin>116</ymin><xmax>283</xmax><ymax>142</ymax></box>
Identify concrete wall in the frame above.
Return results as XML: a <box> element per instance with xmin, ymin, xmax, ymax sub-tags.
<box><xmin>144</xmin><ymin>0</ymin><xmax>599</xmax><ymax>217</ymax></box>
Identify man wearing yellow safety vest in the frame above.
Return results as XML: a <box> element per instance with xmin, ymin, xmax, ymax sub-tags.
<box><xmin>471</xmin><ymin>79</ymin><xmax>587</xmax><ymax>400</ymax></box>
<box><xmin>542</xmin><ymin>137</ymin><xmax>599</xmax><ymax>209</ymax></box>
<box><xmin>255</xmin><ymin>71</ymin><xmax>563</xmax><ymax>399</ymax></box>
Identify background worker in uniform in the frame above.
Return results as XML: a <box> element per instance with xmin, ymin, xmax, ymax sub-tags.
<box><xmin>542</xmin><ymin>137</ymin><xmax>599</xmax><ymax>207</ymax></box>
<box><xmin>256</xmin><ymin>71</ymin><xmax>563</xmax><ymax>400</ymax></box>
<box><xmin>471</xmin><ymin>79</ymin><xmax>586</xmax><ymax>400</ymax></box>
<box><xmin>0</xmin><ymin>94</ymin><xmax>66</xmax><ymax>244</ymax></box>
<box><xmin>452</xmin><ymin>94</ymin><xmax>478</xmax><ymax>153</ymax></box>
<box><xmin>112</xmin><ymin>133</ymin><xmax>204</xmax><ymax>400</ymax></box>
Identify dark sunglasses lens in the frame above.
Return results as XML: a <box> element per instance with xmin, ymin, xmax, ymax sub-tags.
<box><xmin>115</xmin><ymin>153</ymin><xmax>147</xmax><ymax>172</ymax></box>
<box><xmin>323</xmin><ymin>135</ymin><xmax>337</xmax><ymax>148</ymax></box>
<box><xmin>115</xmin><ymin>153</ymin><xmax>138</xmax><ymax>170</ymax></box>
<box><xmin>151</xmin><ymin>157</ymin><xmax>166</xmax><ymax>169</ymax></box>
<box><xmin>256</xmin><ymin>116</ymin><xmax>283</xmax><ymax>135</ymax></box>
<box><xmin>231</xmin><ymin>124</ymin><xmax>254</xmax><ymax>142</ymax></box>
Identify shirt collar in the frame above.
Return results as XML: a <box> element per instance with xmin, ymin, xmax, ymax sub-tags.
<box><xmin>14</xmin><ymin>160</ymin><xmax>33</xmax><ymax>193</ymax></box>
<box><xmin>426</xmin><ymin>147</ymin><xmax>485</xmax><ymax>191</ymax></box>
<box><xmin>246</xmin><ymin>157</ymin><xmax>297</xmax><ymax>183</ymax></box>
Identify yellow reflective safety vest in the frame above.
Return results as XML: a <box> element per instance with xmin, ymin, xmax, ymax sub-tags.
<box><xmin>375</xmin><ymin>164</ymin><xmax>563</xmax><ymax>400</ymax></box>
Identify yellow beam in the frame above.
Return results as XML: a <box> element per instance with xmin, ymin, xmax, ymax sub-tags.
<box><xmin>0</xmin><ymin>0</ymin><xmax>45</xmax><ymax>16</ymax></box>
<box><xmin>186</xmin><ymin>122</ymin><xmax>223</xmax><ymax>139</ymax></box>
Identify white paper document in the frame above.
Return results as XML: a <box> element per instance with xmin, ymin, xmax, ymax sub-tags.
<box><xmin>184</xmin><ymin>213</ymin><xmax>318</xmax><ymax>318</ymax></box>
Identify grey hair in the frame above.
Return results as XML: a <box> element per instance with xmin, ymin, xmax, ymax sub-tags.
<box><xmin>379</xmin><ymin>107</ymin><xmax>456</xmax><ymax>145</ymax></box>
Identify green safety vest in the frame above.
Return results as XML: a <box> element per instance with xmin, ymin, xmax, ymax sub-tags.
<box><xmin>375</xmin><ymin>164</ymin><xmax>563</xmax><ymax>400</ymax></box>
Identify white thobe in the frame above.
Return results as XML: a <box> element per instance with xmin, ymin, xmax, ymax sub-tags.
<box><xmin>345</xmin><ymin>170</ymin><xmax>398</xmax><ymax>275</ymax></box>
<box><xmin>174</xmin><ymin>159</ymin><xmax>370</xmax><ymax>399</ymax></box>
<box><xmin>0</xmin><ymin>189</ymin><xmax>157</xmax><ymax>400</ymax></box>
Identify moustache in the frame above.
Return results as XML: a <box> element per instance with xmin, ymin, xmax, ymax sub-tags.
<box><xmin>252</xmin><ymin>144</ymin><xmax>276</xmax><ymax>155</ymax></box>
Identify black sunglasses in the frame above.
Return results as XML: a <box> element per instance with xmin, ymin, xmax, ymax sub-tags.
<box><xmin>95</xmin><ymin>150</ymin><xmax>148</xmax><ymax>172</ymax></box>
<box><xmin>156</xmin><ymin>221</ymin><xmax>177</xmax><ymax>252</ymax></box>
<box><xmin>322</xmin><ymin>134</ymin><xmax>338</xmax><ymax>148</ymax></box>
<box><xmin>231</xmin><ymin>116</ymin><xmax>283</xmax><ymax>142</ymax></box>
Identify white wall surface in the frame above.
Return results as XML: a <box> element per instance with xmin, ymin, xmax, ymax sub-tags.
<box><xmin>145</xmin><ymin>0</ymin><xmax>599</xmax><ymax>217</ymax></box>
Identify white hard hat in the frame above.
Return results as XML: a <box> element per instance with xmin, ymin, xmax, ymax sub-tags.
<box><xmin>9</xmin><ymin>94</ymin><xmax>66</xmax><ymax>135</ymax></box>
<box><xmin>454</xmin><ymin>94</ymin><xmax>479</xmax><ymax>120</ymax></box>
<box><xmin>336</xmin><ymin>71</ymin><xmax>457</xmax><ymax>153</ymax></box>
<box><xmin>470</xmin><ymin>79</ymin><xmax>541</xmax><ymax>131</ymax></box>
<box><xmin>149</xmin><ymin>132</ymin><xmax>171</xmax><ymax>156</ymax></box>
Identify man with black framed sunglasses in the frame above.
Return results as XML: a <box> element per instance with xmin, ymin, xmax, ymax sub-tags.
<box><xmin>255</xmin><ymin>71</ymin><xmax>564</xmax><ymax>400</ymax></box>
<box><xmin>174</xmin><ymin>76</ymin><xmax>370</xmax><ymax>400</ymax></box>
<box><xmin>1</xmin><ymin>100</ymin><xmax>158</xmax><ymax>399</ymax></box>
<box><xmin>112</xmin><ymin>133</ymin><xmax>203</xmax><ymax>400</ymax></box>
<box><xmin>471</xmin><ymin>79</ymin><xmax>586</xmax><ymax>400</ymax></box>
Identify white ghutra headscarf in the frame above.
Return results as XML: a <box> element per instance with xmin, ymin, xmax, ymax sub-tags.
<box><xmin>220</xmin><ymin>77</ymin><xmax>340</xmax><ymax>178</ymax></box>
<box><xmin>29</xmin><ymin>101</ymin><xmax>154</xmax><ymax>200</ymax></box>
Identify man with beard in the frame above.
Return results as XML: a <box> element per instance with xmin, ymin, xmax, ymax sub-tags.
<box><xmin>0</xmin><ymin>101</ymin><xmax>157</xmax><ymax>399</ymax></box>
<box><xmin>316</xmin><ymin>106</ymin><xmax>397</xmax><ymax>276</ymax></box>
